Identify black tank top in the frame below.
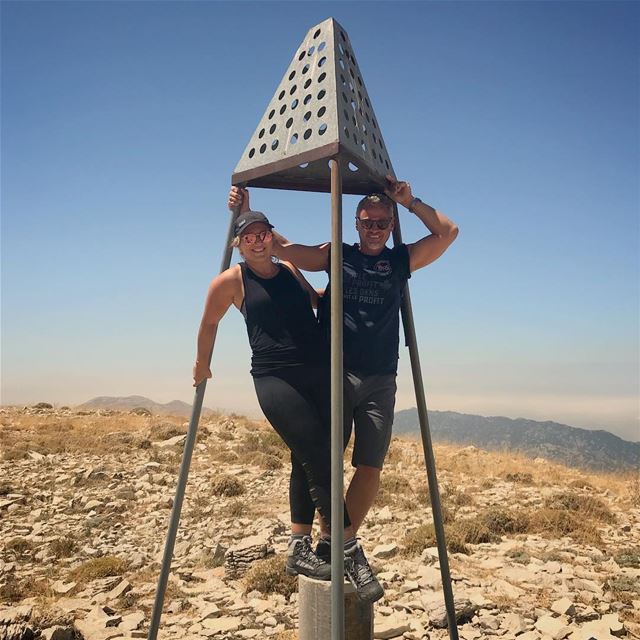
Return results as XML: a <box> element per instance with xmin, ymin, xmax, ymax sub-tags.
<box><xmin>240</xmin><ymin>262</ymin><xmax>326</xmax><ymax>376</ymax></box>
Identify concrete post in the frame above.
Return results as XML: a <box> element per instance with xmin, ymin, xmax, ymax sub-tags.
<box><xmin>298</xmin><ymin>576</ymin><xmax>373</xmax><ymax>640</ymax></box>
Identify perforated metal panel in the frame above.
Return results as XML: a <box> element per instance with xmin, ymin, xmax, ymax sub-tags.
<box><xmin>232</xmin><ymin>17</ymin><xmax>395</xmax><ymax>195</ymax></box>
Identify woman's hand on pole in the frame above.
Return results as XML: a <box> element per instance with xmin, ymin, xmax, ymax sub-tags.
<box><xmin>228</xmin><ymin>186</ymin><xmax>250</xmax><ymax>213</ymax></box>
<box><xmin>193</xmin><ymin>362</ymin><xmax>212</xmax><ymax>387</ymax></box>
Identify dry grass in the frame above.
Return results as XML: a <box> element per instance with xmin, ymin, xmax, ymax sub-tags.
<box><xmin>68</xmin><ymin>556</ymin><xmax>128</xmax><ymax>585</ymax></box>
<box><xmin>243</xmin><ymin>555</ymin><xmax>297</xmax><ymax>598</ymax></box>
<box><xmin>0</xmin><ymin>410</ymin><xmax>160</xmax><ymax>458</ymax></box>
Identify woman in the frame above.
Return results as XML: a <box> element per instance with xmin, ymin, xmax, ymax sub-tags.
<box><xmin>193</xmin><ymin>191</ymin><xmax>358</xmax><ymax>585</ymax></box>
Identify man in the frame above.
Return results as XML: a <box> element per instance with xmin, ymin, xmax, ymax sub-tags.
<box><xmin>228</xmin><ymin>176</ymin><xmax>458</xmax><ymax>597</ymax></box>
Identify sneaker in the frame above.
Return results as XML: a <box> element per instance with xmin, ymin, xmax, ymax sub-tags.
<box><xmin>315</xmin><ymin>536</ymin><xmax>331</xmax><ymax>563</ymax></box>
<box><xmin>285</xmin><ymin>536</ymin><xmax>331</xmax><ymax>580</ymax></box>
<box><xmin>344</xmin><ymin>542</ymin><xmax>384</xmax><ymax>603</ymax></box>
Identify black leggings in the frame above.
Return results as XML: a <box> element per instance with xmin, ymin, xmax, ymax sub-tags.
<box><xmin>253</xmin><ymin>365</ymin><xmax>351</xmax><ymax>530</ymax></box>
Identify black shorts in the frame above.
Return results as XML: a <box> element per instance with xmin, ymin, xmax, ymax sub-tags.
<box><xmin>343</xmin><ymin>371</ymin><xmax>397</xmax><ymax>469</ymax></box>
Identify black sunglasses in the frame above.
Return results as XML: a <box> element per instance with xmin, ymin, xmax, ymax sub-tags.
<box><xmin>356</xmin><ymin>218</ymin><xmax>393</xmax><ymax>230</ymax></box>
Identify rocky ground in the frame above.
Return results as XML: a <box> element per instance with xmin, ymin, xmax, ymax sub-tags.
<box><xmin>0</xmin><ymin>405</ymin><xmax>639</xmax><ymax>640</ymax></box>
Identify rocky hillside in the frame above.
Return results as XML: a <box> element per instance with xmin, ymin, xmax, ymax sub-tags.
<box><xmin>394</xmin><ymin>409</ymin><xmax>639</xmax><ymax>472</ymax></box>
<box><xmin>77</xmin><ymin>396</ymin><xmax>218</xmax><ymax>418</ymax></box>
<box><xmin>1</xmin><ymin>405</ymin><xmax>639</xmax><ymax>640</ymax></box>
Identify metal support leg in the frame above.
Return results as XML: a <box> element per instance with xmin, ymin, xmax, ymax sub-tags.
<box><xmin>330</xmin><ymin>158</ymin><xmax>345</xmax><ymax>640</ymax></box>
<box><xmin>392</xmin><ymin>205</ymin><xmax>459</xmax><ymax>640</ymax></box>
<box><xmin>147</xmin><ymin>207</ymin><xmax>239</xmax><ymax>640</ymax></box>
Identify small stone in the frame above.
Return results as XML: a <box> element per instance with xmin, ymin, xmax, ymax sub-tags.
<box><xmin>551</xmin><ymin>597</ymin><xmax>576</xmax><ymax>616</ymax></box>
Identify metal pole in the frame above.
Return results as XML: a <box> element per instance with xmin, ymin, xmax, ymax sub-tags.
<box><xmin>391</xmin><ymin>204</ymin><xmax>459</xmax><ymax>640</ymax></box>
<box><xmin>147</xmin><ymin>206</ymin><xmax>240</xmax><ymax>640</ymax></box>
<box><xmin>330</xmin><ymin>158</ymin><xmax>345</xmax><ymax>640</ymax></box>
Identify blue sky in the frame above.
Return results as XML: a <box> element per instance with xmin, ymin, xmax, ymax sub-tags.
<box><xmin>2</xmin><ymin>1</ymin><xmax>638</xmax><ymax>441</ymax></box>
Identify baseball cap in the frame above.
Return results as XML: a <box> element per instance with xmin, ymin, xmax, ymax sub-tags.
<box><xmin>233</xmin><ymin>211</ymin><xmax>274</xmax><ymax>237</ymax></box>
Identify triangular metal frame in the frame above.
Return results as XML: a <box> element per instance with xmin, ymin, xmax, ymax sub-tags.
<box><xmin>232</xmin><ymin>17</ymin><xmax>395</xmax><ymax>194</ymax></box>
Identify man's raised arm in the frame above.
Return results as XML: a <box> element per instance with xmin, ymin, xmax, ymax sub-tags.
<box><xmin>384</xmin><ymin>176</ymin><xmax>459</xmax><ymax>273</ymax></box>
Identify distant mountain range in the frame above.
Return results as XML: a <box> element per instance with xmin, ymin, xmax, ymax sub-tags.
<box><xmin>394</xmin><ymin>409</ymin><xmax>639</xmax><ymax>472</ymax></box>
<box><xmin>78</xmin><ymin>395</ymin><xmax>217</xmax><ymax>417</ymax></box>
<box><xmin>79</xmin><ymin>396</ymin><xmax>638</xmax><ymax>472</ymax></box>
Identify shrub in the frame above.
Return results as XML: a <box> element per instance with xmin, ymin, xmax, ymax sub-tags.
<box><xmin>211</xmin><ymin>475</ymin><xmax>245</xmax><ymax>497</ymax></box>
<box><xmin>50</xmin><ymin>537</ymin><xmax>78</xmax><ymax>559</ymax></box>
<box><xmin>481</xmin><ymin>508</ymin><xmax>530</xmax><ymax>535</ymax></box>
<box><xmin>544</xmin><ymin>492</ymin><xmax>614</xmax><ymax>524</ymax></box>
<box><xmin>5</xmin><ymin>537</ymin><xmax>33</xmax><ymax>558</ymax></box>
<box><xmin>223</xmin><ymin>500</ymin><xmax>248</xmax><ymax>518</ymax></box>
<box><xmin>131</xmin><ymin>407</ymin><xmax>152</xmax><ymax>416</ymax></box>
<box><xmin>243</xmin><ymin>555</ymin><xmax>296</xmax><ymax>598</ymax></box>
<box><xmin>505</xmin><ymin>472</ymin><xmax>533</xmax><ymax>484</ymax></box>
<box><xmin>614</xmin><ymin>548</ymin><xmax>640</xmax><ymax>569</ymax></box>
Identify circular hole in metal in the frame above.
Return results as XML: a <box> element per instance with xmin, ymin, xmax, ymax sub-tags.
<box><xmin>317</xmin><ymin>106</ymin><xmax>326</xmax><ymax>118</ymax></box>
<box><xmin>372</xmin><ymin>119</ymin><xmax>378</xmax><ymax>129</ymax></box>
<box><xmin>349</xmin><ymin>67</ymin><xmax>355</xmax><ymax>78</ymax></box>
<box><xmin>313</xmin><ymin>29</ymin><xmax>321</xmax><ymax>39</ymax></box>
<box><xmin>318</xmin><ymin>41</ymin><xmax>326</xmax><ymax>51</ymax></box>
<box><xmin>308</xmin><ymin>45</ymin><xmax>315</xmax><ymax>56</ymax></box>
<box><xmin>348</xmin><ymin>162</ymin><xmax>359</xmax><ymax>172</ymax></box>
<box><xmin>365</xmin><ymin>112</ymin><xmax>371</xmax><ymax>123</ymax></box>
<box><xmin>358</xmin><ymin>76</ymin><xmax>363</xmax><ymax>87</ymax></box>
<box><xmin>278</xmin><ymin>90</ymin><xmax>285</xmax><ymax>100</ymax></box>
<box><xmin>319</xmin><ymin>123</ymin><xmax>327</xmax><ymax>136</ymax></box>
<box><xmin>340</xmin><ymin>31</ymin><xmax>346</xmax><ymax>41</ymax></box>
<box><xmin>290</xmin><ymin>84</ymin><xmax>297</xmax><ymax>95</ymax></box>
<box><xmin>340</xmin><ymin>74</ymin><xmax>346</xmax><ymax>86</ymax></box>
<box><xmin>291</xmin><ymin>98</ymin><xmax>299</xmax><ymax>109</ymax></box>
<box><xmin>343</xmin><ymin>127</ymin><xmax>350</xmax><ymax>138</ymax></box>
<box><xmin>344</xmin><ymin>108</ymin><xmax>350</xmax><ymax>120</ymax></box>
<box><xmin>350</xmin><ymin>99</ymin><xmax>356</xmax><ymax>111</ymax></box>
<box><xmin>289</xmin><ymin>70</ymin><xmax>296</xmax><ymax>81</ymax></box>
<box><xmin>304</xmin><ymin>94</ymin><xmax>312</xmax><ymax>105</ymax></box>
<box><xmin>352</xmin><ymin>115</ymin><xmax>356</xmax><ymax>126</ymax></box>
<box><xmin>318</xmin><ymin>72</ymin><xmax>326</xmax><ymax>83</ymax></box>
<box><xmin>318</xmin><ymin>56</ymin><xmax>327</xmax><ymax>68</ymax></box>
<box><xmin>291</xmin><ymin>133</ymin><xmax>298</xmax><ymax>145</ymax></box>
<box><xmin>302</xmin><ymin>63</ymin><xmax>310</xmax><ymax>74</ymax></box>
<box><xmin>372</xmin><ymin>133</ymin><xmax>377</xmax><ymax>144</ymax></box>
<box><xmin>348</xmin><ymin>82</ymin><xmax>354</xmax><ymax>93</ymax></box>
<box><xmin>353</xmin><ymin>134</ymin><xmax>358</xmax><ymax>145</ymax></box>
<box><xmin>286</xmin><ymin>117</ymin><xmax>293</xmax><ymax>128</ymax></box>
<box><xmin>365</xmin><ymin>97</ymin><xmax>370</xmax><ymax>108</ymax></box>
<box><xmin>270</xmin><ymin>124</ymin><xmax>277</xmax><ymax>134</ymax></box>
<box><xmin>339</xmin><ymin>59</ymin><xmax>345</xmax><ymax>70</ymax></box>
<box><xmin>303</xmin><ymin>110</ymin><xmax>312</xmax><ymax>122</ymax></box>
<box><xmin>280</xmin><ymin>105</ymin><xmax>287</xmax><ymax>115</ymax></box>
<box><xmin>339</xmin><ymin>43</ymin><xmax>344</xmax><ymax>55</ymax></box>
<box><xmin>299</xmin><ymin>162</ymin><xmax>309</xmax><ymax>168</ymax></box>
<box><xmin>317</xmin><ymin>89</ymin><xmax>326</xmax><ymax>100</ymax></box>
<box><xmin>298</xmin><ymin>51</ymin><xmax>306</xmax><ymax>61</ymax></box>
<box><xmin>268</xmin><ymin>109</ymin><xmax>275</xmax><ymax>120</ymax></box>
<box><xmin>272</xmin><ymin>139</ymin><xmax>279</xmax><ymax>151</ymax></box>
<box><xmin>304</xmin><ymin>78</ymin><xmax>312</xmax><ymax>89</ymax></box>
<box><xmin>358</xmin><ymin>91</ymin><xmax>362</xmax><ymax>101</ymax></box>
<box><xmin>361</xmin><ymin>142</ymin><xmax>367</xmax><ymax>152</ymax></box>
<box><xmin>342</xmin><ymin>92</ymin><xmax>348</xmax><ymax>103</ymax></box>
<box><xmin>372</xmin><ymin>149</ymin><xmax>377</xmax><ymax>160</ymax></box>
<box><xmin>259</xmin><ymin>128</ymin><xmax>265</xmax><ymax>139</ymax></box>
<box><xmin>385</xmin><ymin>159</ymin><xmax>390</xmax><ymax>169</ymax></box>
<box><xmin>303</xmin><ymin>128</ymin><xmax>312</xmax><ymax>140</ymax></box>
<box><xmin>249</xmin><ymin>148</ymin><xmax>255</xmax><ymax>158</ymax></box>
<box><xmin>378</xmin><ymin>137</ymin><xmax>383</xmax><ymax>148</ymax></box>
<box><xmin>260</xmin><ymin>144</ymin><xmax>267</xmax><ymax>154</ymax></box>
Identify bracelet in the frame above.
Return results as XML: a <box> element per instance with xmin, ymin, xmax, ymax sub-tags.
<box><xmin>408</xmin><ymin>197</ymin><xmax>422</xmax><ymax>213</ymax></box>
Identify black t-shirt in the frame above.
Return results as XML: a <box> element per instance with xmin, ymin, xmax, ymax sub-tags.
<box><xmin>319</xmin><ymin>243</ymin><xmax>411</xmax><ymax>375</ymax></box>
<box><xmin>240</xmin><ymin>262</ymin><xmax>326</xmax><ymax>376</ymax></box>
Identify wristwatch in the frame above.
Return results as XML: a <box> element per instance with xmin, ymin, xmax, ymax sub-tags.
<box><xmin>408</xmin><ymin>197</ymin><xmax>422</xmax><ymax>213</ymax></box>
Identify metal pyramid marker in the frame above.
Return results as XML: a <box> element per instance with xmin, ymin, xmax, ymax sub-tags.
<box><xmin>232</xmin><ymin>17</ymin><xmax>395</xmax><ymax>195</ymax></box>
